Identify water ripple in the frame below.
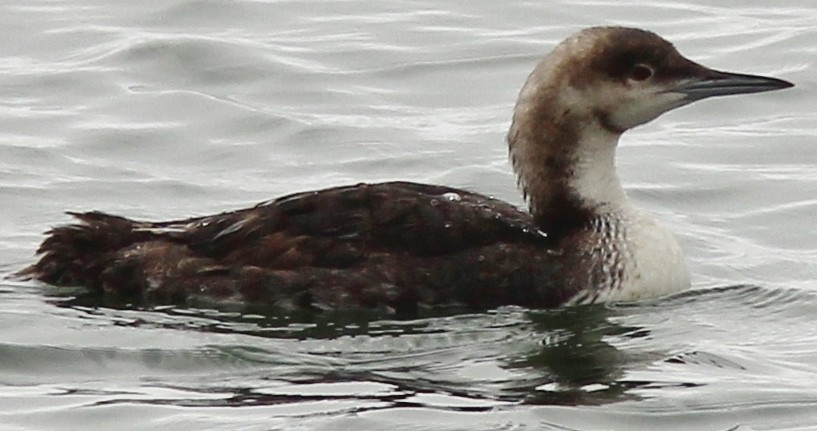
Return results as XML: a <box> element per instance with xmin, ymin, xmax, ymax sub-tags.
<box><xmin>2</xmin><ymin>0</ymin><xmax>817</xmax><ymax>430</ymax></box>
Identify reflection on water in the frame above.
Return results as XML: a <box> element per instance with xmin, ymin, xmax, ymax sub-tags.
<box><xmin>513</xmin><ymin>307</ymin><xmax>639</xmax><ymax>406</ymax></box>
<box><xmin>25</xmin><ymin>284</ymin><xmax>817</xmax><ymax>429</ymax></box>
<box><xmin>6</xmin><ymin>273</ymin><xmax>817</xmax><ymax>429</ymax></box>
<box><xmin>43</xmin><ymin>290</ymin><xmax>664</xmax><ymax>409</ymax></box>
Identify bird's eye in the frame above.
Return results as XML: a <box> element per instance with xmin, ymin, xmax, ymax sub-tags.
<box><xmin>629</xmin><ymin>64</ymin><xmax>653</xmax><ymax>81</ymax></box>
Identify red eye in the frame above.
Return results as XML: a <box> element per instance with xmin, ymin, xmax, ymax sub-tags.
<box><xmin>630</xmin><ymin>64</ymin><xmax>653</xmax><ymax>81</ymax></box>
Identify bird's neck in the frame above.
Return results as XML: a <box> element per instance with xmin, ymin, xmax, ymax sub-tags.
<box><xmin>508</xmin><ymin>94</ymin><xmax>630</xmax><ymax>239</ymax></box>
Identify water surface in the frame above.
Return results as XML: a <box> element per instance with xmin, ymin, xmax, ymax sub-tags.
<box><xmin>1</xmin><ymin>1</ymin><xmax>816</xmax><ymax>430</ymax></box>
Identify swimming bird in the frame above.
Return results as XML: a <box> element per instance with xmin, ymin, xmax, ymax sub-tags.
<box><xmin>18</xmin><ymin>27</ymin><xmax>793</xmax><ymax>312</ymax></box>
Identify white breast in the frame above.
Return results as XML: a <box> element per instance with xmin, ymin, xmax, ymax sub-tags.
<box><xmin>566</xmin><ymin>208</ymin><xmax>690</xmax><ymax>305</ymax></box>
<box><xmin>601</xmin><ymin>209</ymin><xmax>690</xmax><ymax>303</ymax></box>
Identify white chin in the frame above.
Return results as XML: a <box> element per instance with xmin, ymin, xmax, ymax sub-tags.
<box><xmin>612</xmin><ymin>92</ymin><xmax>689</xmax><ymax>129</ymax></box>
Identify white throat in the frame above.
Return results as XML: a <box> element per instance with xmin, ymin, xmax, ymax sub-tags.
<box><xmin>570</xmin><ymin>124</ymin><xmax>630</xmax><ymax>212</ymax></box>
<box><xmin>572</xmin><ymin>123</ymin><xmax>691</xmax><ymax>304</ymax></box>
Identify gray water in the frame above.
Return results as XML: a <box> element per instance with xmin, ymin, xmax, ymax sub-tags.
<box><xmin>2</xmin><ymin>1</ymin><xmax>817</xmax><ymax>430</ymax></box>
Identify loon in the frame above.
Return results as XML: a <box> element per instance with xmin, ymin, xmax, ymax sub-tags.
<box><xmin>18</xmin><ymin>27</ymin><xmax>793</xmax><ymax>312</ymax></box>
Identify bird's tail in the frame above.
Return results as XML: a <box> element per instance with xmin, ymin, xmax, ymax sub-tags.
<box><xmin>15</xmin><ymin>211</ymin><xmax>151</xmax><ymax>290</ymax></box>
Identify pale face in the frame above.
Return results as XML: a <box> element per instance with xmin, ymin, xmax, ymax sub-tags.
<box><xmin>592</xmin><ymin>68</ymin><xmax>690</xmax><ymax>131</ymax></box>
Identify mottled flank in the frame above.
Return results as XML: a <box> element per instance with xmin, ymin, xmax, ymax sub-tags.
<box><xmin>20</xmin><ymin>182</ymin><xmax>582</xmax><ymax>311</ymax></box>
